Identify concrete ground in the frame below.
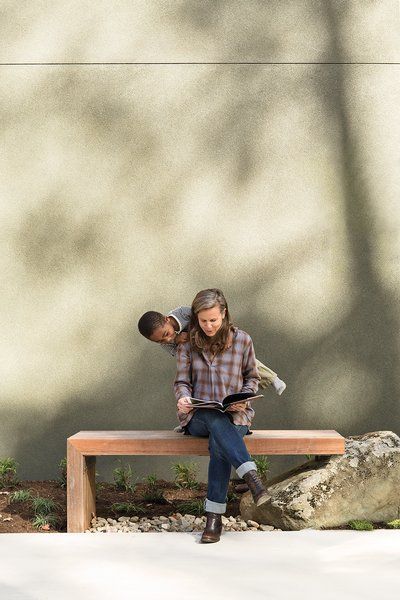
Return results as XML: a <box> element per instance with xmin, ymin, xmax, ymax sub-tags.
<box><xmin>1</xmin><ymin>530</ymin><xmax>399</xmax><ymax>600</ymax></box>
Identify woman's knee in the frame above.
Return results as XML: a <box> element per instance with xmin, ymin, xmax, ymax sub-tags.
<box><xmin>206</xmin><ymin>411</ymin><xmax>231</xmax><ymax>432</ymax></box>
<box><xmin>208</xmin><ymin>434</ymin><xmax>225</xmax><ymax>458</ymax></box>
<box><xmin>186</xmin><ymin>418</ymin><xmax>209</xmax><ymax>437</ymax></box>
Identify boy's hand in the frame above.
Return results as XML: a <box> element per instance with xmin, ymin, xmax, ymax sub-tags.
<box><xmin>226</xmin><ymin>402</ymin><xmax>248</xmax><ymax>412</ymax></box>
<box><xmin>175</xmin><ymin>332</ymin><xmax>189</xmax><ymax>344</ymax></box>
<box><xmin>177</xmin><ymin>397</ymin><xmax>193</xmax><ymax>413</ymax></box>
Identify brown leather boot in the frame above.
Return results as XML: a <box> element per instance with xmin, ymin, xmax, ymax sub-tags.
<box><xmin>201</xmin><ymin>512</ymin><xmax>222</xmax><ymax>543</ymax></box>
<box><xmin>243</xmin><ymin>470</ymin><xmax>271</xmax><ymax>506</ymax></box>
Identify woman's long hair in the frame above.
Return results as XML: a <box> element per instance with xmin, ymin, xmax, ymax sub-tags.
<box><xmin>189</xmin><ymin>288</ymin><xmax>234</xmax><ymax>355</ymax></box>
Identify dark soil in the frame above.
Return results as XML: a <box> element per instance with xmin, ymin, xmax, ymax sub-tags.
<box><xmin>0</xmin><ymin>479</ymin><xmax>241</xmax><ymax>534</ymax></box>
<box><xmin>0</xmin><ymin>480</ymin><xmax>393</xmax><ymax>533</ymax></box>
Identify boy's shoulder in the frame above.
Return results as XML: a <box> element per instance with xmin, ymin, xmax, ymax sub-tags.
<box><xmin>167</xmin><ymin>306</ymin><xmax>192</xmax><ymax>332</ymax></box>
<box><xmin>168</xmin><ymin>305</ymin><xmax>191</xmax><ymax>317</ymax></box>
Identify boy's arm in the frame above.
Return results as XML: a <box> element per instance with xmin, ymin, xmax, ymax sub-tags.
<box><xmin>175</xmin><ymin>332</ymin><xmax>189</xmax><ymax>344</ymax></box>
<box><xmin>168</xmin><ymin>306</ymin><xmax>192</xmax><ymax>333</ymax></box>
<box><xmin>159</xmin><ymin>333</ymin><xmax>188</xmax><ymax>357</ymax></box>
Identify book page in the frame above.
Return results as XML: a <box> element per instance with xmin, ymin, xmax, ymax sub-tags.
<box><xmin>189</xmin><ymin>397</ymin><xmax>221</xmax><ymax>408</ymax></box>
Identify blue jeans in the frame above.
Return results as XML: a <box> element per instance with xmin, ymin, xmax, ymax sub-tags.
<box><xmin>185</xmin><ymin>409</ymin><xmax>256</xmax><ymax>514</ymax></box>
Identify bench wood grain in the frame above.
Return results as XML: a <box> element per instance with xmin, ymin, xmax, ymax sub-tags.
<box><xmin>67</xmin><ymin>429</ymin><xmax>345</xmax><ymax>532</ymax></box>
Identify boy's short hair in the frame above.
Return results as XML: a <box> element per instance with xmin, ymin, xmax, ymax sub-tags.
<box><xmin>138</xmin><ymin>311</ymin><xmax>166</xmax><ymax>339</ymax></box>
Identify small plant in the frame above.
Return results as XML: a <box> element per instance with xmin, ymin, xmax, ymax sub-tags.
<box><xmin>171</xmin><ymin>462</ymin><xmax>199</xmax><ymax>490</ymax></box>
<box><xmin>387</xmin><ymin>519</ymin><xmax>400</xmax><ymax>529</ymax></box>
<box><xmin>57</xmin><ymin>458</ymin><xmax>67</xmax><ymax>488</ymax></box>
<box><xmin>0</xmin><ymin>457</ymin><xmax>19</xmax><ymax>488</ymax></box>
<box><xmin>31</xmin><ymin>496</ymin><xmax>60</xmax><ymax>517</ymax></box>
<box><xmin>32</xmin><ymin>514</ymin><xmax>58</xmax><ymax>530</ymax></box>
<box><xmin>142</xmin><ymin>474</ymin><xmax>164</xmax><ymax>502</ymax></box>
<box><xmin>226</xmin><ymin>489</ymin><xmax>239</xmax><ymax>503</ymax></box>
<box><xmin>113</xmin><ymin>461</ymin><xmax>136</xmax><ymax>492</ymax></box>
<box><xmin>30</xmin><ymin>495</ymin><xmax>60</xmax><ymax>530</ymax></box>
<box><xmin>348</xmin><ymin>519</ymin><xmax>374</xmax><ymax>531</ymax></box>
<box><xmin>93</xmin><ymin>468</ymin><xmax>104</xmax><ymax>492</ymax></box>
<box><xmin>9</xmin><ymin>489</ymin><xmax>33</xmax><ymax>504</ymax></box>
<box><xmin>111</xmin><ymin>502</ymin><xmax>146</xmax><ymax>515</ymax></box>
<box><xmin>176</xmin><ymin>499</ymin><xmax>204</xmax><ymax>516</ymax></box>
<box><xmin>304</xmin><ymin>454</ymin><xmax>313</xmax><ymax>460</ymax></box>
<box><xmin>252</xmin><ymin>455</ymin><xmax>270</xmax><ymax>481</ymax></box>
<box><xmin>146</xmin><ymin>473</ymin><xmax>158</xmax><ymax>487</ymax></box>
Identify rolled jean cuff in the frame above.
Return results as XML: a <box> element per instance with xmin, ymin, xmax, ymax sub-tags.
<box><xmin>204</xmin><ymin>498</ymin><xmax>226</xmax><ymax>514</ymax></box>
<box><xmin>236</xmin><ymin>461</ymin><xmax>257</xmax><ymax>479</ymax></box>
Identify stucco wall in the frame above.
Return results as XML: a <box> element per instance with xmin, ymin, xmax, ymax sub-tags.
<box><xmin>1</xmin><ymin>1</ymin><xmax>399</xmax><ymax>481</ymax></box>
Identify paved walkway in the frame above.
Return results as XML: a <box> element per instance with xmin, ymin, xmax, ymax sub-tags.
<box><xmin>1</xmin><ymin>530</ymin><xmax>399</xmax><ymax>600</ymax></box>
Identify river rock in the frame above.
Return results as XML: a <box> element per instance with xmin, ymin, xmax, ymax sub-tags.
<box><xmin>240</xmin><ymin>431</ymin><xmax>400</xmax><ymax>530</ymax></box>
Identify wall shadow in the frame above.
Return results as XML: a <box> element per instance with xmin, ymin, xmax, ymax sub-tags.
<box><xmin>2</xmin><ymin>2</ymin><xmax>399</xmax><ymax>484</ymax></box>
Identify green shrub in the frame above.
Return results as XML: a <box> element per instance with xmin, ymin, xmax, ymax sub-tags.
<box><xmin>9</xmin><ymin>489</ymin><xmax>33</xmax><ymax>504</ymax></box>
<box><xmin>171</xmin><ymin>462</ymin><xmax>199</xmax><ymax>490</ymax></box>
<box><xmin>176</xmin><ymin>499</ymin><xmax>204</xmax><ymax>516</ymax></box>
<box><xmin>348</xmin><ymin>519</ymin><xmax>374</xmax><ymax>531</ymax></box>
<box><xmin>226</xmin><ymin>489</ymin><xmax>239</xmax><ymax>503</ymax></box>
<box><xmin>32</xmin><ymin>514</ymin><xmax>58</xmax><ymax>529</ymax></box>
<box><xmin>31</xmin><ymin>496</ymin><xmax>60</xmax><ymax>517</ymax></box>
<box><xmin>113</xmin><ymin>461</ymin><xmax>136</xmax><ymax>492</ymax></box>
<box><xmin>96</xmin><ymin>481</ymin><xmax>106</xmax><ymax>492</ymax></box>
<box><xmin>387</xmin><ymin>519</ymin><xmax>400</xmax><ymax>529</ymax></box>
<box><xmin>251</xmin><ymin>455</ymin><xmax>270</xmax><ymax>480</ymax></box>
<box><xmin>142</xmin><ymin>474</ymin><xmax>164</xmax><ymax>502</ymax></box>
<box><xmin>111</xmin><ymin>502</ymin><xmax>145</xmax><ymax>515</ymax></box>
<box><xmin>0</xmin><ymin>457</ymin><xmax>19</xmax><ymax>488</ymax></box>
<box><xmin>57</xmin><ymin>458</ymin><xmax>67</xmax><ymax>488</ymax></box>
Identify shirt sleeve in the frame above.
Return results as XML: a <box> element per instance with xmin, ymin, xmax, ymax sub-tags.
<box><xmin>168</xmin><ymin>306</ymin><xmax>192</xmax><ymax>333</ymax></box>
<box><xmin>241</xmin><ymin>335</ymin><xmax>261</xmax><ymax>394</ymax></box>
<box><xmin>173</xmin><ymin>342</ymin><xmax>193</xmax><ymax>400</ymax></box>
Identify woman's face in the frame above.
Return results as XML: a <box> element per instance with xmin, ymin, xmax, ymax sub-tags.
<box><xmin>197</xmin><ymin>306</ymin><xmax>226</xmax><ymax>337</ymax></box>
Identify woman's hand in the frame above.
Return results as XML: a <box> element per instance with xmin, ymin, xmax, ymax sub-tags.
<box><xmin>226</xmin><ymin>402</ymin><xmax>248</xmax><ymax>412</ymax></box>
<box><xmin>175</xmin><ymin>332</ymin><xmax>189</xmax><ymax>344</ymax></box>
<box><xmin>177</xmin><ymin>397</ymin><xmax>193</xmax><ymax>413</ymax></box>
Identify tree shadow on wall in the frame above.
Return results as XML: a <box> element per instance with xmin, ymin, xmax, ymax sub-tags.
<box><xmin>6</xmin><ymin>1</ymin><xmax>400</xmax><ymax>480</ymax></box>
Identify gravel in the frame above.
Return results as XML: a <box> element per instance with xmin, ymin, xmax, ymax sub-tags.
<box><xmin>86</xmin><ymin>514</ymin><xmax>280</xmax><ymax>533</ymax></box>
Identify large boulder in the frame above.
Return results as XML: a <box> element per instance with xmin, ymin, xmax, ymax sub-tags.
<box><xmin>240</xmin><ymin>431</ymin><xmax>400</xmax><ymax>530</ymax></box>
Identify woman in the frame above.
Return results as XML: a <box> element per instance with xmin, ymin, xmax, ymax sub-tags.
<box><xmin>174</xmin><ymin>288</ymin><xmax>270</xmax><ymax>543</ymax></box>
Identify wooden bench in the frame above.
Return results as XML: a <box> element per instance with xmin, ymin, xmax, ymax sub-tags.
<box><xmin>67</xmin><ymin>429</ymin><xmax>345</xmax><ymax>532</ymax></box>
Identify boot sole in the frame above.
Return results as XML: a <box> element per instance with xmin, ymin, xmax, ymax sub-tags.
<box><xmin>200</xmin><ymin>535</ymin><xmax>221</xmax><ymax>543</ymax></box>
<box><xmin>256</xmin><ymin>493</ymin><xmax>271</xmax><ymax>507</ymax></box>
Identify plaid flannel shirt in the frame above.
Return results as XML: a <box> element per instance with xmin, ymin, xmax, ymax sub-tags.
<box><xmin>173</xmin><ymin>328</ymin><xmax>260</xmax><ymax>428</ymax></box>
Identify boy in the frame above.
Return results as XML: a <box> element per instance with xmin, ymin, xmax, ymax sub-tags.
<box><xmin>138</xmin><ymin>306</ymin><xmax>286</xmax><ymax>394</ymax></box>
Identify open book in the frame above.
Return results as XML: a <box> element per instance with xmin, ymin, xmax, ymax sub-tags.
<box><xmin>187</xmin><ymin>392</ymin><xmax>263</xmax><ymax>413</ymax></box>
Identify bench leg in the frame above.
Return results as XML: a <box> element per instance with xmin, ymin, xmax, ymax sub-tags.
<box><xmin>67</xmin><ymin>442</ymin><xmax>96</xmax><ymax>532</ymax></box>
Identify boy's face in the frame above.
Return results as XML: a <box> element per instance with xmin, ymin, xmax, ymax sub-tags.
<box><xmin>149</xmin><ymin>317</ymin><xmax>177</xmax><ymax>344</ymax></box>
